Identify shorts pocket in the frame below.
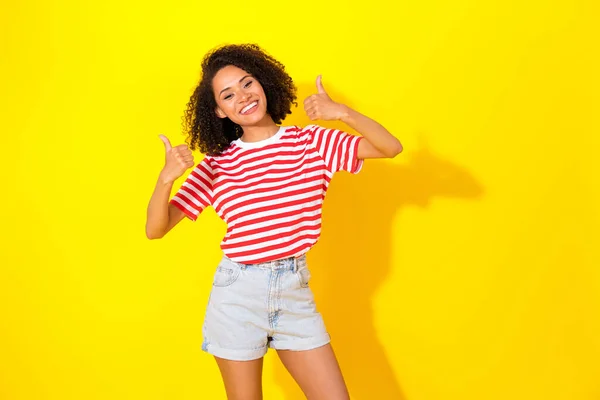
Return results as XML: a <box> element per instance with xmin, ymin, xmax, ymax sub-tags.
<box><xmin>213</xmin><ymin>261</ymin><xmax>240</xmax><ymax>287</ymax></box>
<box><xmin>296</xmin><ymin>266</ymin><xmax>311</xmax><ymax>288</ymax></box>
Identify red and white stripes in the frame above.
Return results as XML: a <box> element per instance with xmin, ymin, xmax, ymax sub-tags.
<box><xmin>170</xmin><ymin>124</ymin><xmax>363</xmax><ymax>264</ymax></box>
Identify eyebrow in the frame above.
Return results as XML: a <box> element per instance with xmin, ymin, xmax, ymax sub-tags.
<box><xmin>219</xmin><ymin>75</ymin><xmax>252</xmax><ymax>96</ymax></box>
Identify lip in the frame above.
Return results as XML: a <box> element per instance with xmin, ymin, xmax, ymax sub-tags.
<box><xmin>239</xmin><ymin>100</ymin><xmax>258</xmax><ymax>115</ymax></box>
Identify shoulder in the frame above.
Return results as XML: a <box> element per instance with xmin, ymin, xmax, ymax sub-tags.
<box><xmin>288</xmin><ymin>124</ymin><xmax>327</xmax><ymax>142</ymax></box>
<box><xmin>298</xmin><ymin>124</ymin><xmax>323</xmax><ymax>134</ymax></box>
<box><xmin>283</xmin><ymin>125</ymin><xmax>325</xmax><ymax>134</ymax></box>
<box><xmin>274</xmin><ymin>125</ymin><xmax>317</xmax><ymax>145</ymax></box>
<box><xmin>207</xmin><ymin>144</ymin><xmax>242</xmax><ymax>164</ymax></box>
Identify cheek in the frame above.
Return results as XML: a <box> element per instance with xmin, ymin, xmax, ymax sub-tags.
<box><xmin>216</xmin><ymin>101</ymin><xmax>235</xmax><ymax>118</ymax></box>
<box><xmin>256</xmin><ymin>88</ymin><xmax>268</xmax><ymax>106</ymax></box>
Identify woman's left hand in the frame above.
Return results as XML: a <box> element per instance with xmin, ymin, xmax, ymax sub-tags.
<box><xmin>303</xmin><ymin>75</ymin><xmax>348</xmax><ymax>121</ymax></box>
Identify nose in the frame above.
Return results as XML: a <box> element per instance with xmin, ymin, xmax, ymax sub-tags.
<box><xmin>238</xmin><ymin>89</ymin><xmax>250</xmax><ymax>103</ymax></box>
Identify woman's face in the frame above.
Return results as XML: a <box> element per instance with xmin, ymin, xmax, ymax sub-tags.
<box><xmin>212</xmin><ymin>65</ymin><xmax>269</xmax><ymax>126</ymax></box>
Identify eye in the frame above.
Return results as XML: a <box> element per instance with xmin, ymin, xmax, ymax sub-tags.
<box><xmin>244</xmin><ymin>80</ymin><xmax>253</xmax><ymax>88</ymax></box>
<box><xmin>223</xmin><ymin>93</ymin><xmax>233</xmax><ymax>100</ymax></box>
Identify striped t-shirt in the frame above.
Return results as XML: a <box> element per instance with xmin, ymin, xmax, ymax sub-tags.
<box><xmin>170</xmin><ymin>124</ymin><xmax>363</xmax><ymax>264</ymax></box>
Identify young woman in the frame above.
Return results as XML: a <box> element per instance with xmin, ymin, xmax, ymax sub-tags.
<box><xmin>146</xmin><ymin>44</ymin><xmax>402</xmax><ymax>400</ymax></box>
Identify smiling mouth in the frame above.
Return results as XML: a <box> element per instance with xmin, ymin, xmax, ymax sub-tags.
<box><xmin>240</xmin><ymin>101</ymin><xmax>258</xmax><ymax>115</ymax></box>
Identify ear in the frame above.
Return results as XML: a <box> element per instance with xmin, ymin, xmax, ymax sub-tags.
<box><xmin>215</xmin><ymin>106</ymin><xmax>227</xmax><ymax>119</ymax></box>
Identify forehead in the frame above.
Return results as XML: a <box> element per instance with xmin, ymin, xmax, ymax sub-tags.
<box><xmin>212</xmin><ymin>65</ymin><xmax>251</xmax><ymax>90</ymax></box>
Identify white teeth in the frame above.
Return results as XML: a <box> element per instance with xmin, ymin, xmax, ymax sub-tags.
<box><xmin>241</xmin><ymin>101</ymin><xmax>257</xmax><ymax>114</ymax></box>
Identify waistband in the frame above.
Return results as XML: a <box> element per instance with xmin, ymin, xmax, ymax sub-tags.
<box><xmin>228</xmin><ymin>253</ymin><xmax>306</xmax><ymax>271</ymax></box>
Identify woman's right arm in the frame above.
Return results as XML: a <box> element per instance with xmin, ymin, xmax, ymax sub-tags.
<box><xmin>145</xmin><ymin>135</ymin><xmax>195</xmax><ymax>239</ymax></box>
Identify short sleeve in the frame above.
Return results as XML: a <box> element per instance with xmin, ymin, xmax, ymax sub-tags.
<box><xmin>169</xmin><ymin>157</ymin><xmax>214</xmax><ymax>221</ymax></box>
<box><xmin>307</xmin><ymin>125</ymin><xmax>364</xmax><ymax>174</ymax></box>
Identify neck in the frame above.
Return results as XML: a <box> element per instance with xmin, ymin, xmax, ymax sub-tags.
<box><xmin>239</xmin><ymin>116</ymin><xmax>280</xmax><ymax>143</ymax></box>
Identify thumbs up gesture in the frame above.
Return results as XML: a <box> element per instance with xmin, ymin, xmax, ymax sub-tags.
<box><xmin>303</xmin><ymin>75</ymin><xmax>347</xmax><ymax>121</ymax></box>
<box><xmin>158</xmin><ymin>135</ymin><xmax>195</xmax><ymax>184</ymax></box>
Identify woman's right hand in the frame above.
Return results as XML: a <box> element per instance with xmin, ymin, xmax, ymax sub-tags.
<box><xmin>158</xmin><ymin>134</ymin><xmax>195</xmax><ymax>184</ymax></box>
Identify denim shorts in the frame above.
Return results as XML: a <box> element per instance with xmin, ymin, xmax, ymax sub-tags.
<box><xmin>201</xmin><ymin>253</ymin><xmax>330</xmax><ymax>361</ymax></box>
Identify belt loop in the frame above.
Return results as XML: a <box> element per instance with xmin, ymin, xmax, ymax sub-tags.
<box><xmin>293</xmin><ymin>256</ymin><xmax>298</xmax><ymax>272</ymax></box>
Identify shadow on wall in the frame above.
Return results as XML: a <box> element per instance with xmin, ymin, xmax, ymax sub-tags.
<box><xmin>271</xmin><ymin>81</ymin><xmax>485</xmax><ymax>399</ymax></box>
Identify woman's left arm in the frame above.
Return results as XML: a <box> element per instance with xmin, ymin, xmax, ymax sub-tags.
<box><xmin>304</xmin><ymin>75</ymin><xmax>403</xmax><ymax>159</ymax></box>
<box><xmin>339</xmin><ymin>105</ymin><xmax>403</xmax><ymax>159</ymax></box>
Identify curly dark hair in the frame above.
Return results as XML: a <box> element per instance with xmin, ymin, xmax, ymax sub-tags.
<box><xmin>183</xmin><ymin>44</ymin><xmax>297</xmax><ymax>156</ymax></box>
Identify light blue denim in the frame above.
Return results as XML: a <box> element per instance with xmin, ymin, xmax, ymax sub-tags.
<box><xmin>201</xmin><ymin>254</ymin><xmax>330</xmax><ymax>361</ymax></box>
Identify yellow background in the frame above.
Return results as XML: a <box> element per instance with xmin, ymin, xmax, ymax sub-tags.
<box><xmin>2</xmin><ymin>0</ymin><xmax>599</xmax><ymax>399</ymax></box>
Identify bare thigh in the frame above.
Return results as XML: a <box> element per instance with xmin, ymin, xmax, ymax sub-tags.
<box><xmin>277</xmin><ymin>344</ymin><xmax>349</xmax><ymax>400</ymax></box>
<box><xmin>214</xmin><ymin>356</ymin><xmax>264</xmax><ymax>400</ymax></box>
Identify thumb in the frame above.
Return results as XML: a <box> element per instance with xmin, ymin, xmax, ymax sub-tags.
<box><xmin>316</xmin><ymin>75</ymin><xmax>326</xmax><ymax>94</ymax></box>
<box><xmin>158</xmin><ymin>134</ymin><xmax>172</xmax><ymax>152</ymax></box>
